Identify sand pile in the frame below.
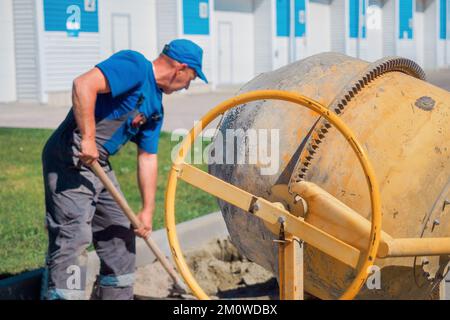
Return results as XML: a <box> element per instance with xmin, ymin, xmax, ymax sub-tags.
<box><xmin>133</xmin><ymin>238</ymin><xmax>278</xmax><ymax>300</ymax></box>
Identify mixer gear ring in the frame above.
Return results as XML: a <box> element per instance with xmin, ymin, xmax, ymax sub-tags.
<box><xmin>289</xmin><ymin>57</ymin><xmax>425</xmax><ymax>187</ymax></box>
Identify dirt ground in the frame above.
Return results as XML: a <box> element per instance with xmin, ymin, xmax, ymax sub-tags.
<box><xmin>133</xmin><ymin>238</ymin><xmax>278</xmax><ymax>300</ymax></box>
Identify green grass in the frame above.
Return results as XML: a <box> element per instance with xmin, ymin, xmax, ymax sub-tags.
<box><xmin>0</xmin><ymin>128</ymin><xmax>218</xmax><ymax>275</ymax></box>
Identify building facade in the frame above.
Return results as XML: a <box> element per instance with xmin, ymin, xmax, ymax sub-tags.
<box><xmin>0</xmin><ymin>0</ymin><xmax>158</xmax><ymax>104</ymax></box>
<box><xmin>0</xmin><ymin>0</ymin><xmax>449</xmax><ymax>104</ymax></box>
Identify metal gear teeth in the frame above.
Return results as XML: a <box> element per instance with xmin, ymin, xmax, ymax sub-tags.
<box><xmin>362</xmin><ymin>76</ymin><xmax>369</xmax><ymax>85</ymax></box>
<box><xmin>289</xmin><ymin>56</ymin><xmax>426</xmax><ymax>187</ymax></box>
<box><xmin>376</xmin><ymin>66</ymin><xmax>382</xmax><ymax>74</ymax></box>
<box><xmin>307</xmin><ymin>146</ymin><xmax>316</xmax><ymax>155</ymax></box>
<box><xmin>358</xmin><ymin>80</ymin><xmax>364</xmax><ymax>88</ymax></box>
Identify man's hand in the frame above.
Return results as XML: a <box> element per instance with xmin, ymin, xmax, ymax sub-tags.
<box><xmin>135</xmin><ymin>210</ymin><xmax>153</xmax><ymax>239</ymax></box>
<box><xmin>79</xmin><ymin>138</ymin><xmax>99</xmax><ymax>166</ymax></box>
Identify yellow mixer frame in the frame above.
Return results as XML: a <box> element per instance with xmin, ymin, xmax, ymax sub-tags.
<box><xmin>164</xmin><ymin>90</ymin><xmax>450</xmax><ymax>300</ymax></box>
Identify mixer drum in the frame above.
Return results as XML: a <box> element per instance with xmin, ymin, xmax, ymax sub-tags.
<box><xmin>208</xmin><ymin>53</ymin><xmax>450</xmax><ymax>299</ymax></box>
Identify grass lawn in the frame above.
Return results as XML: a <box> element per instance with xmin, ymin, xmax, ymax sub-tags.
<box><xmin>0</xmin><ymin>128</ymin><xmax>218</xmax><ymax>276</ymax></box>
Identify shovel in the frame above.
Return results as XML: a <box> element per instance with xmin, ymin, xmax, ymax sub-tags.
<box><xmin>90</xmin><ymin>161</ymin><xmax>188</xmax><ymax>295</ymax></box>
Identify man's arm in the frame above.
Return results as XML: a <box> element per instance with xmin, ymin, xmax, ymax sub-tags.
<box><xmin>135</xmin><ymin>148</ymin><xmax>158</xmax><ymax>238</ymax></box>
<box><xmin>72</xmin><ymin>67</ymin><xmax>110</xmax><ymax>165</ymax></box>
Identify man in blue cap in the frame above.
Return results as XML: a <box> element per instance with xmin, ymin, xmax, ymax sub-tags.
<box><xmin>41</xmin><ymin>39</ymin><xmax>207</xmax><ymax>300</ymax></box>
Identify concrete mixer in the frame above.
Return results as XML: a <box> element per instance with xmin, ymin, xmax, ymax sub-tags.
<box><xmin>164</xmin><ymin>53</ymin><xmax>450</xmax><ymax>300</ymax></box>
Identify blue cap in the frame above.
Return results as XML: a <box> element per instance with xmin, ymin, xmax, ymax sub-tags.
<box><xmin>162</xmin><ymin>39</ymin><xmax>208</xmax><ymax>83</ymax></box>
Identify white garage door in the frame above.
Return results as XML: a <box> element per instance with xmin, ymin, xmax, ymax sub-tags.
<box><xmin>330</xmin><ymin>0</ymin><xmax>346</xmax><ymax>54</ymax></box>
<box><xmin>217</xmin><ymin>21</ymin><xmax>232</xmax><ymax>84</ymax></box>
<box><xmin>423</xmin><ymin>0</ymin><xmax>437</xmax><ymax>69</ymax></box>
<box><xmin>112</xmin><ymin>14</ymin><xmax>131</xmax><ymax>53</ymax></box>
<box><xmin>307</xmin><ymin>0</ymin><xmax>331</xmax><ymax>56</ymax></box>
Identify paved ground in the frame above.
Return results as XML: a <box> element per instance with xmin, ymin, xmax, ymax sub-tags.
<box><xmin>0</xmin><ymin>89</ymin><xmax>239</xmax><ymax>135</ymax></box>
<box><xmin>1</xmin><ymin>69</ymin><xmax>449</xmax><ymax>131</ymax></box>
<box><xmin>425</xmin><ymin>69</ymin><xmax>450</xmax><ymax>91</ymax></box>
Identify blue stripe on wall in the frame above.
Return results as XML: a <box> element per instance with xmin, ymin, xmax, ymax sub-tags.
<box><xmin>43</xmin><ymin>0</ymin><xmax>98</xmax><ymax>32</ymax></box>
<box><xmin>183</xmin><ymin>0</ymin><xmax>210</xmax><ymax>35</ymax></box>
<box><xmin>349</xmin><ymin>0</ymin><xmax>367</xmax><ymax>39</ymax></box>
<box><xmin>361</xmin><ymin>0</ymin><xmax>366</xmax><ymax>38</ymax></box>
<box><xmin>440</xmin><ymin>0</ymin><xmax>447</xmax><ymax>39</ymax></box>
<box><xmin>277</xmin><ymin>0</ymin><xmax>306</xmax><ymax>37</ymax></box>
<box><xmin>277</xmin><ymin>0</ymin><xmax>290</xmax><ymax>37</ymax></box>
<box><xmin>398</xmin><ymin>0</ymin><xmax>413</xmax><ymax>39</ymax></box>
<box><xmin>349</xmin><ymin>0</ymin><xmax>359</xmax><ymax>38</ymax></box>
<box><xmin>295</xmin><ymin>0</ymin><xmax>306</xmax><ymax>37</ymax></box>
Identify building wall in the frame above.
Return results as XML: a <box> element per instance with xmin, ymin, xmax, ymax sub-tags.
<box><xmin>36</xmin><ymin>0</ymin><xmax>158</xmax><ymax>104</ymax></box>
<box><xmin>42</xmin><ymin>32</ymin><xmax>101</xmax><ymax>92</ymax></box>
<box><xmin>423</xmin><ymin>0</ymin><xmax>437</xmax><ymax>68</ymax></box>
<box><xmin>436</xmin><ymin>0</ymin><xmax>447</xmax><ymax>67</ymax></box>
<box><xmin>254</xmin><ymin>0</ymin><xmax>273</xmax><ymax>75</ymax></box>
<box><xmin>3</xmin><ymin>0</ymin><xmax>450</xmax><ymax>104</ymax></box>
<box><xmin>446</xmin><ymin>0</ymin><xmax>450</xmax><ymax>66</ymax></box>
<box><xmin>306</xmin><ymin>0</ymin><xmax>331</xmax><ymax>56</ymax></box>
<box><xmin>382</xmin><ymin>0</ymin><xmax>396</xmax><ymax>56</ymax></box>
<box><xmin>99</xmin><ymin>0</ymin><xmax>158</xmax><ymax>60</ymax></box>
<box><xmin>0</xmin><ymin>0</ymin><xmax>17</xmax><ymax>102</ymax></box>
<box><xmin>415</xmin><ymin>0</ymin><xmax>425</xmax><ymax>67</ymax></box>
<box><xmin>346</xmin><ymin>0</ymin><xmax>370</xmax><ymax>60</ymax></box>
<box><xmin>40</xmin><ymin>0</ymin><xmax>101</xmax><ymax>104</ymax></box>
<box><xmin>366</xmin><ymin>0</ymin><xmax>384</xmax><ymax>61</ymax></box>
<box><xmin>295</xmin><ymin>0</ymin><xmax>307</xmax><ymax>60</ymax></box>
<box><xmin>274</xmin><ymin>0</ymin><xmax>309</xmax><ymax>68</ymax></box>
<box><xmin>156</xmin><ymin>0</ymin><xmax>179</xmax><ymax>52</ymax></box>
<box><xmin>274</xmin><ymin>0</ymin><xmax>290</xmax><ymax>69</ymax></box>
<box><xmin>397</xmin><ymin>0</ymin><xmax>416</xmax><ymax>61</ymax></box>
<box><xmin>273</xmin><ymin>0</ymin><xmax>287</xmax><ymax>68</ymax></box>
<box><xmin>330</xmin><ymin>0</ymin><xmax>346</xmax><ymax>54</ymax></box>
<box><xmin>13</xmin><ymin>0</ymin><xmax>41</xmax><ymax>102</ymax></box>
<box><xmin>214</xmin><ymin>3</ymin><xmax>255</xmax><ymax>84</ymax></box>
<box><xmin>308</xmin><ymin>0</ymin><xmax>332</xmax><ymax>56</ymax></box>
<box><xmin>180</xmin><ymin>0</ymin><xmax>213</xmax><ymax>85</ymax></box>
<box><xmin>274</xmin><ymin>37</ymin><xmax>290</xmax><ymax>69</ymax></box>
<box><xmin>346</xmin><ymin>0</ymin><xmax>360</xmax><ymax>58</ymax></box>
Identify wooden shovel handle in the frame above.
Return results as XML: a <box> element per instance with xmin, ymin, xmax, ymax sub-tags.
<box><xmin>90</xmin><ymin>161</ymin><xmax>187</xmax><ymax>292</ymax></box>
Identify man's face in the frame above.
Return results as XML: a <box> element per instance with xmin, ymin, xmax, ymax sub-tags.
<box><xmin>164</xmin><ymin>64</ymin><xmax>197</xmax><ymax>94</ymax></box>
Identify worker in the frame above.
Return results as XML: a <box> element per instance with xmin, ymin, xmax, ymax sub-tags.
<box><xmin>40</xmin><ymin>39</ymin><xmax>208</xmax><ymax>300</ymax></box>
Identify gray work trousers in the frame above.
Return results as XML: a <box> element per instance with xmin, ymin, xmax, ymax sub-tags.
<box><xmin>41</xmin><ymin>130</ymin><xmax>136</xmax><ymax>300</ymax></box>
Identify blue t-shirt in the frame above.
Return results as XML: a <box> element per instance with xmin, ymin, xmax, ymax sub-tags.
<box><xmin>94</xmin><ymin>50</ymin><xmax>164</xmax><ymax>155</ymax></box>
